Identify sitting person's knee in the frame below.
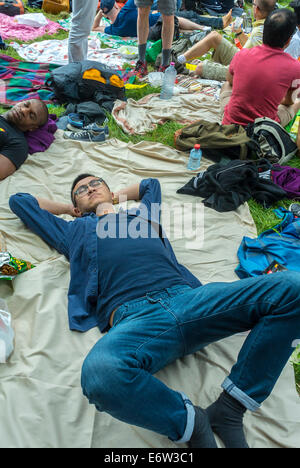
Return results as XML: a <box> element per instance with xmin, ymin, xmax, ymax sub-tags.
<box><xmin>210</xmin><ymin>30</ymin><xmax>222</xmax><ymax>46</ymax></box>
<box><xmin>195</xmin><ymin>62</ymin><xmax>203</xmax><ymax>76</ymax></box>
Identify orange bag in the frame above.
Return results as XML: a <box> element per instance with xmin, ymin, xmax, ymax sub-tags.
<box><xmin>42</xmin><ymin>0</ymin><xmax>70</xmax><ymax>14</ymax></box>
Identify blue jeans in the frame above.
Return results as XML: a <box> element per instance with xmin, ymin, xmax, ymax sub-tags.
<box><xmin>152</xmin><ymin>0</ymin><xmax>182</xmax><ymax>10</ymax></box>
<box><xmin>176</xmin><ymin>10</ymin><xmax>223</xmax><ymax>29</ymax></box>
<box><xmin>81</xmin><ymin>272</ymin><xmax>300</xmax><ymax>443</ymax></box>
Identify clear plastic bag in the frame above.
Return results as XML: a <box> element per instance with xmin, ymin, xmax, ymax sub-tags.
<box><xmin>0</xmin><ymin>299</ymin><xmax>14</xmax><ymax>364</ymax></box>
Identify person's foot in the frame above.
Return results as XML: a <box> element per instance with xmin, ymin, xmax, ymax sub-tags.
<box><xmin>188</xmin><ymin>406</ymin><xmax>218</xmax><ymax>448</ymax></box>
<box><xmin>134</xmin><ymin>59</ymin><xmax>148</xmax><ymax>78</ymax></box>
<box><xmin>206</xmin><ymin>391</ymin><xmax>249</xmax><ymax>448</ymax></box>
<box><xmin>289</xmin><ymin>203</ymin><xmax>300</xmax><ymax>217</ymax></box>
<box><xmin>222</xmin><ymin>9</ymin><xmax>233</xmax><ymax>28</ymax></box>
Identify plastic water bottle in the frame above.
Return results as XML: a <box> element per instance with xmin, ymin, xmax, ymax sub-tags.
<box><xmin>233</xmin><ymin>17</ymin><xmax>243</xmax><ymax>30</ymax></box>
<box><xmin>160</xmin><ymin>62</ymin><xmax>177</xmax><ymax>100</ymax></box>
<box><xmin>242</xmin><ymin>12</ymin><xmax>252</xmax><ymax>34</ymax></box>
<box><xmin>187</xmin><ymin>144</ymin><xmax>202</xmax><ymax>171</ymax></box>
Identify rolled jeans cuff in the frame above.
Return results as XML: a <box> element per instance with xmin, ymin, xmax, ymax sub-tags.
<box><xmin>222</xmin><ymin>377</ymin><xmax>261</xmax><ymax>412</ymax></box>
<box><xmin>173</xmin><ymin>392</ymin><xmax>195</xmax><ymax>444</ymax></box>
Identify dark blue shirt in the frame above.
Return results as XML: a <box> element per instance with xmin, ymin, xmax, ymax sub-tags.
<box><xmin>105</xmin><ymin>0</ymin><xmax>160</xmax><ymax>37</ymax></box>
<box><xmin>9</xmin><ymin>179</ymin><xmax>201</xmax><ymax>333</ymax></box>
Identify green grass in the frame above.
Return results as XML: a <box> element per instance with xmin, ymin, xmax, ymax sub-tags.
<box><xmin>2</xmin><ymin>0</ymin><xmax>300</xmax><ymax>397</ymax></box>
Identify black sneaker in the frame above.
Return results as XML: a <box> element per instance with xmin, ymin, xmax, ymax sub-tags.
<box><xmin>289</xmin><ymin>203</ymin><xmax>300</xmax><ymax>217</ymax></box>
<box><xmin>134</xmin><ymin>60</ymin><xmax>148</xmax><ymax>78</ymax></box>
<box><xmin>67</xmin><ymin>123</ymin><xmax>109</xmax><ymax>135</ymax></box>
<box><xmin>63</xmin><ymin>130</ymin><xmax>106</xmax><ymax>143</ymax></box>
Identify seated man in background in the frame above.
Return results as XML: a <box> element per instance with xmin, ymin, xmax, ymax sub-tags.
<box><xmin>220</xmin><ymin>9</ymin><xmax>300</xmax><ymax>127</ymax></box>
<box><xmin>93</xmin><ymin>0</ymin><xmax>233</xmax><ymax>39</ymax></box>
<box><xmin>177</xmin><ymin>0</ymin><xmax>276</xmax><ymax>80</ymax></box>
<box><xmin>0</xmin><ymin>99</ymin><xmax>49</xmax><ymax>180</ymax></box>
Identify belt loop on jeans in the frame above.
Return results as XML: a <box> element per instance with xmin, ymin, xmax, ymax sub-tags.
<box><xmin>146</xmin><ymin>289</ymin><xmax>168</xmax><ymax>303</ymax></box>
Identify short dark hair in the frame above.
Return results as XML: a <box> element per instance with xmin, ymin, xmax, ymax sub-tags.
<box><xmin>36</xmin><ymin>99</ymin><xmax>49</xmax><ymax>127</ymax></box>
<box><xmin>263</xmin><ymin>8</ymin><xmax>297</xmax><ymax>48</ymax></box>
<box><xmin>290</xmin><ymin>0</ymin><xmax>300</xmax><ymax>24</ymax></box>
<box><xmin>71</xmin><ymin>173</ymin><xmax>110</xmax><ymax>206</ymax></box>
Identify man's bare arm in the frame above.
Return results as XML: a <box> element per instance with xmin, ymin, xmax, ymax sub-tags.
<box><xmin>92</xmin><ymin>9</ymin><xmax>106</xmax><ymax>32</ymax></box>
<box><xmin>226</xmin><ymin>68</ymin><xmax>234</xmax><ymax>86</ymax></box>
<box><xmin>113</xmin><ymin>183</ymin><xmax>140</xmax><ymax>204</ymax></box>
<box><xmin>281</xmin><ymin>88</ymin><xmax>296</xmax><ymax>106</ymax></box>
<box><xmin>0</xmin><ymin>154</ymin><xmax>16</xmax><ymax>180</ymax></box>
<box><xmin>36</xmin><ymin>198</ymin><xmax>77</xmax><ymax>216</ymax></box>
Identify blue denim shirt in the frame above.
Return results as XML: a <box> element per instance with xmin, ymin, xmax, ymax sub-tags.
<box><xmin>9</xmin><ymin>179</ymin><xmax>201</xmax><ymax>333</ymax></box>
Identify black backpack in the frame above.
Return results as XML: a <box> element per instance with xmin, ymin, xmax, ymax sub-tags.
<box><xmin>46</xmin><ymin>61</ymin><xmax>126</xmax><ymax>109</ymax></box>
<box><xmin>174</xmin><ymin>118</ymin><xmax>298</xmax><ymax>164</ymax></box>
<box><xmin>246</xmin><ymin>117</ymin><xmax>298</xmax><ymax>165</ymax></box>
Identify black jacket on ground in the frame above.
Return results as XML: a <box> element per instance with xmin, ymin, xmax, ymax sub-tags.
<box><xmin>177</xmin><ymin>159</ymin><xmax>287</xmax><ymax>212</ymax></box>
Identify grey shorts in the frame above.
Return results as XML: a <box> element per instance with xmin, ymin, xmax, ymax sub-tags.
<box><xmin>134</xmin><ymin>0</ymin><xmax>176</xmax><ymax>15</ymax></box>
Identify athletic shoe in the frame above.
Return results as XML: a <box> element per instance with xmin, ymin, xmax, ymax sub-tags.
<box><xmin>158</xmin><ymin>64</ymin><xmax>168</xmax><ymax>73</ymax></box>
<box><xmin>289</xmin><ymin>203</ymin><xmax>300</xmax><ymax>217</ymax></box>
<box><xmin>134</xmin><ymin>60</ymin><xmax>148</xmax><ymax>78</ymax></box>
<box><xmin>67</xmin><ymin>123</ymin><xmax>109</xmax><ymax>135</ymax></box>
<box><xmin>63</xmin><ymin>130</ymin><xmax>107</xmax><ymax>142</ymax></box>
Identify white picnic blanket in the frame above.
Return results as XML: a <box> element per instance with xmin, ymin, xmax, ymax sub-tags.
<box><xmin>0</xmin><ymin>133</ymin><xmax>299</xmax><ymax>448</ymax></box>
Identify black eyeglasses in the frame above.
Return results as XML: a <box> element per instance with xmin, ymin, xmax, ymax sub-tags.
<box><xmin>74</xmin><ymin>178</ymin><xmax>104</xmax><ymax>198</ymax></box>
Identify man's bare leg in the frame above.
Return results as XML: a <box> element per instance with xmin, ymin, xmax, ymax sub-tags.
<box><xmin>161</xmin><ymin>14</ymin><xmax>175</xmax><ymax>68</ymax></box>
<box><xmin>135</xmin><ymin>6</ymin><xmax>151</xmax><ymax>75</ymax></box>
<box><xmin>137</xmin><ymin>6</ymin><xmax>151</xmax><ymax>62</ymax></box>
<box><xmin>178</xmin><ymin>30</ymin><xmax>223</xmax><ymax>63</ymax></box>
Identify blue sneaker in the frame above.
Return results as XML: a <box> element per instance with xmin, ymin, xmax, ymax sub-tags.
<box><xmin>63</xmin><ymin>130</ymin><xmax>107</xmax><ymax>143</ymax></box>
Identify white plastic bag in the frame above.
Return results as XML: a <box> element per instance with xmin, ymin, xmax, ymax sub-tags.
<box><xmin>0</xmin><ymin>299</ymin><xmax>14</xmax><ymax>364</ymax></box>
<box><xmin>15</xmin><ymin>13</ymin><xmax>48</xmax><ymax>28</ymax></box>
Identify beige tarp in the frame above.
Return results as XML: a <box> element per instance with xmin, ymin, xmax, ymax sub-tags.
<box><xmin>0</xmin><ymin>132</ymin><xmax>299</xmax><ymax>448</ymax></box>
<box><xmin>112</xmin><ymin>94</ymin><xmax>221</xmax><ymax>134</ymax></box>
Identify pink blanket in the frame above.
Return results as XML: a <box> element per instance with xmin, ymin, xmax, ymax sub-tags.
<box><xmin>0</xmin><ymin>13</ymin><xmax>64</xmax><ymax>41</ymax></box>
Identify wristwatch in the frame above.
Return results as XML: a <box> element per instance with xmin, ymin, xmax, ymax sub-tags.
<box><xmin>235</xmin><ymin>31</ymin><xmax>243</xmax><ymax>38</ymax></box>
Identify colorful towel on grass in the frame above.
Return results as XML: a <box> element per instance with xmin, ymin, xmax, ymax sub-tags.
<box><xmin>0</xmin><ymin>55</ymin><xmax>59</xmax><ymax>106</ymax></box>
<box><xmin>0</xmin><ymin>13</ymin><xmax>64</xmax><ymax>41</ymax></box>
<box><xmin>58</xmin><ymin>15</ymin><xmax>139</xmax><ymax>48</ymax></box>
<box><xmin>11</xmin><ymin>38</ymin><xmax>137</xmax><ymax>70</ymax></box>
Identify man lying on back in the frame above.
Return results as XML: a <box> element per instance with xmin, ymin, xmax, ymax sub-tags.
<box><xmin>0</xmin><ymin>99</ymin><xmax>48</xmax><ymax>180</ymax></box>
